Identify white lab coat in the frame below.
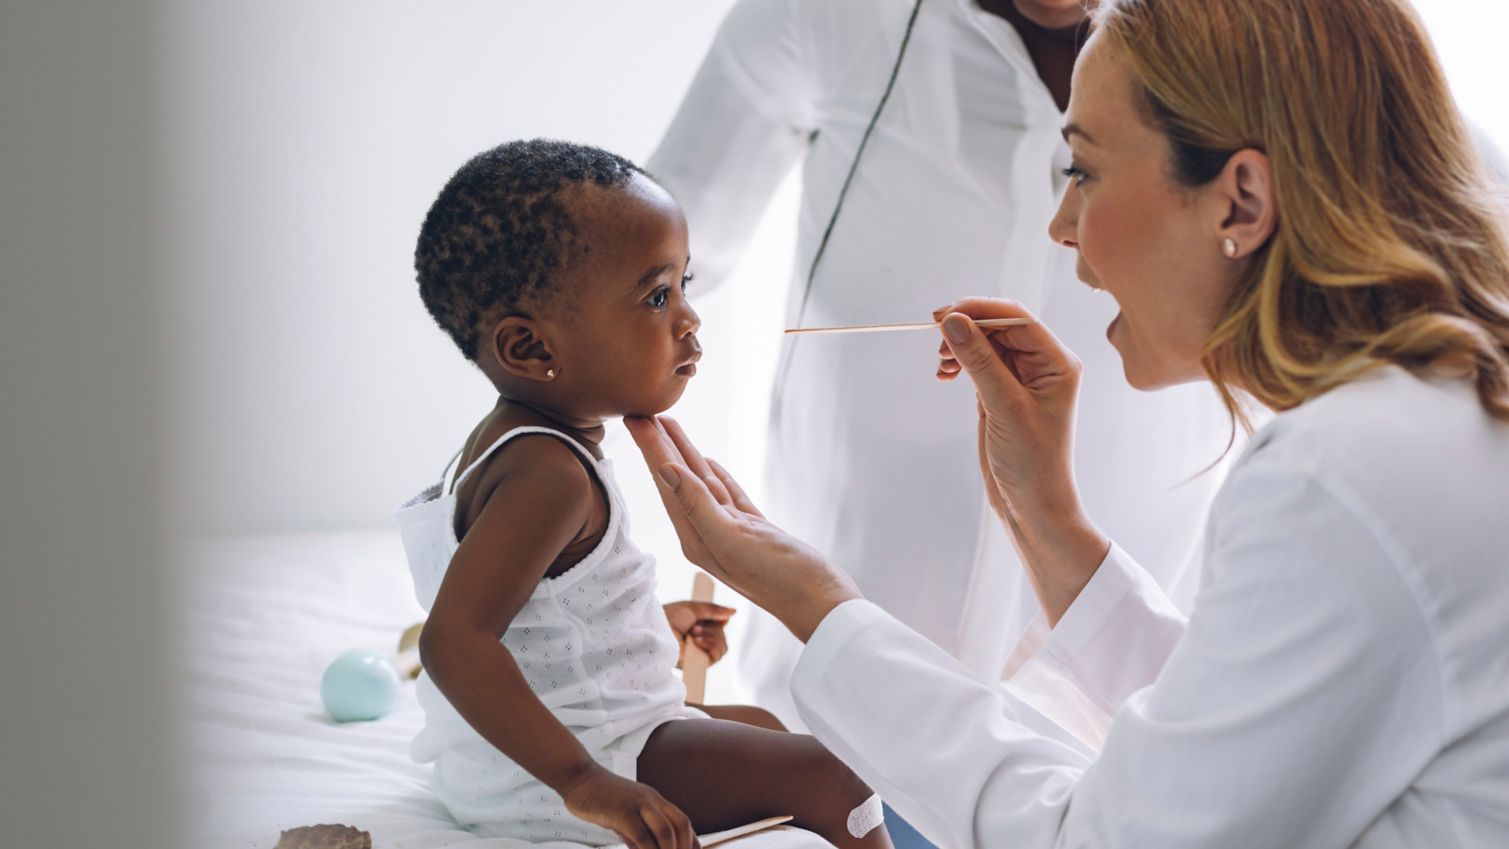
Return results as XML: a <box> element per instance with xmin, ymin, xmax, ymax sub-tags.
<box><xmin>791</xmin><ymin>366</ymin><xmax>1509</xmax><ymax>848</ymax></box>
<box><xmin>649</xmin><ymin>0</ymin><xmax>1231</xmax><ymax>727</ymax></box>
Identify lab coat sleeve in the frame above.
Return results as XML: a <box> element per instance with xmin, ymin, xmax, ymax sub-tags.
<box><xmin>791</xmin><ymin>459</ymin><xmax>1445</xmax><ymax>849</ymax></box>
<box><xmin>646</xmin><ymin>0</ymin><xmax>815</xmax><ymax>290</ymax></box>
<box><xmin>1001</xmin><ymin>542</ymin><xmax>1188</xmax><ymax>739</ymax></box>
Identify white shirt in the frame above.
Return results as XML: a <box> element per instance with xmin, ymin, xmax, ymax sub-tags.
<box><xmin>791</xmin><ymin>366</ymin><xmax>1509</xmax><ymax>847</ymax></box>
<box><xmin>650</xmin><ymin>0</ymin><xmax>1231</xmax><ymax>728</ymax></box>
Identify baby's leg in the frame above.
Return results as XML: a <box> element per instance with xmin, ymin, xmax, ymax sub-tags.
<box><xmin>691</xmin><ymin>703</ymin><xmax>787</xmax><ymax>731</ymax></box>
<box><xmin>637</xmin><ymin>718</ymin><xmax>893</xmax><ymax>849</ymax></box>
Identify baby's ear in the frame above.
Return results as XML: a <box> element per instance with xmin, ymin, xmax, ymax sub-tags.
<box><xmin>488</xmin><ymin>316</ymin><xmax>555</xmax><ymax>381</ymax></box>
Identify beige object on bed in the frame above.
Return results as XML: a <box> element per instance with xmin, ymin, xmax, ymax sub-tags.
<box><xmin>274</xmin><ymin>823</ymin><xmax>371</xmax><ymax>849</ymax></box>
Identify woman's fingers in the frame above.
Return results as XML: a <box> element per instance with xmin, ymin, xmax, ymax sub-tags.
<box><xmin>940</xmin><ymin>312</ymin><xmax>1027</xmax><ymax>411</ymax></box>
<box><xmin>936</xmin><ymin>298</ymin><xmax>1075</xmax><ymax>368</ymax></box>
<box><xmin>655</xmin><ymin>465</ymin><xmax>728</xmax><ymax>544</ymax></box>
<box><xmin>659</xmin><ymin>417</ymin><xmax>734</xmax><ymax>507</ymax></box>
<box><xmin>706</xmin><ymin>458</ymin><xmax>765</xmax><ymax>519</ymax></box>
<box><xmin>626</xmin><ymin>416</ymin><xmax>683</xmax><ymax>473</ymax></box>
<box><xmin>629</xmin><ymin>417</ymin><xmax>860</xmax><ymax>641</ymax></box>
<box><xmin>650</xmin><ymin>462</ymin><xmax>745</xmax><ymax>590</ymax></box>
<box><xmin>933</xmin><ymin>300</ymin><xmax>1038</xmax><ymax>382</ymax></box>
<box><xmin>932</xmin><ymin>298</ymin><xmax>1083</xmax><ymax>410</ymax></box>
<box><xmin>936</xmin><ymin>341</ymin><xmax>963</xmax><ymax>381</ymax></box>
<box><xmin>626</xmin><ymin>418</ymin><xmax>715</xmax><ymax>564</ymax></box>
<box><xmin>934</xmin><ymin>297</ymin><xmax>1034</xmax><ymax>322</ymax></box>
<box><xmin>628</xmin><ymin>417</ymin><xmax>746</xmax><ymax>515</ymax></box>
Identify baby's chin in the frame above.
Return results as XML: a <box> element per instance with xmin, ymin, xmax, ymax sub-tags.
<box><xmin>619</xmin><ymin>378</ymin><xmax>692</xmax><ymax>418</ymax></box>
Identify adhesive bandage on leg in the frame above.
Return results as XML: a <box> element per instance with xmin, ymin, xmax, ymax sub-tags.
<box><xmin>846</xmin><ymin>794</ymin><xmax>885</xmax><ymax>839</ymax></box>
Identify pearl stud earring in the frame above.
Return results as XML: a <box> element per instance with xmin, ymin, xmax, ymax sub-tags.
<box><xmin>1222</xmin><ymin>237</ymin><xmax>1238</xmax><ymax>258</ymax></box>
<box><xmin>545</xmin><ymin>368</ymin><xmax>557</xmax><ymax>379</ymax></box>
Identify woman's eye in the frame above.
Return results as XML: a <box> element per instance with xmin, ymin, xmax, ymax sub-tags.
<box><xmin>1061</xmin><ymin>165</ymin><xmax>1090</xmax><ymax>186</ymax></box>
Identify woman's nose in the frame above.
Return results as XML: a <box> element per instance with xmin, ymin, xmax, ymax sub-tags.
<box><xmin>1048</xmin><ymin>189</ymin><xmax>1079</xmax><ymax>250</ymax></box>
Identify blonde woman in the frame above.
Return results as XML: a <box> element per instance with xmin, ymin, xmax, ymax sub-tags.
<box><xmin>625</xmin><ymin>0</ymin><xmax>1509</xmax><ymax>845</ymax></box>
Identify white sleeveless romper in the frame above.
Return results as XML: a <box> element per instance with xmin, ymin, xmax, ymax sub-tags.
<box><xmin>394</xmin><ymin>426</ymin><xmax>702</xmax><ymax>842</ymax></box>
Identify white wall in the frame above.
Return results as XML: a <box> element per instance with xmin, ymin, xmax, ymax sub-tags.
<box><xmin>1418</xmin><ymin>0</ymin><xmax>1509</xmax><ymax>151</ymax></box>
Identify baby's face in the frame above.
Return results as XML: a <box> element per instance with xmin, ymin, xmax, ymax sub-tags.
<box><xmin>544</xmin><ymin>174</ymin><xmax>700</xmax><ymax>417</ymax></box>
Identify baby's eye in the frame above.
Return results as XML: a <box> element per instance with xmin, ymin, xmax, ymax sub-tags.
<box><xmin>647</xmin><ymin>287</ymin><xmax>670</xmax><ymax>309</ymax></box>
<box><xmin>681</xmin><ymin>271</ymin><xmax>695</xmax><ymax>292</ymax></box>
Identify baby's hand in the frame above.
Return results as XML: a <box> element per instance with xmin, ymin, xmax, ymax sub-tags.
<box><xmin>663</xmin><ymin>601</ymin><xmax>734</xmax><ymax>666</ymax></box>
<box><xmin>561</xmin><ymin>766</ymin><xmax>699</xmax><ymax>849</ymax></box>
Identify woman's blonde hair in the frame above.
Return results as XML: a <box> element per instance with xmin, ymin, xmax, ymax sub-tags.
<box><xmin>1094</xmin><ymin>0</ymin><xmax>1509</xmax><ymax>433</ymax></box>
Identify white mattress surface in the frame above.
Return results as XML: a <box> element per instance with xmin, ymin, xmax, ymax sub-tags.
<box><xmin>181</xmin><ymin>530</ymin><xmax>825</xmax><ymax>849</ymax></box>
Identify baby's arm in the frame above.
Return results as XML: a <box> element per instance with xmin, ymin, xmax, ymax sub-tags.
<box><xmin>419</xmin><ymin>436</ymin><xmax>694</xmax><ymax>849</ymax></box>
<box><xmin>420</xmin><ymin>436</ymin><xmax>597</xmax><ymax>789</ymax></box>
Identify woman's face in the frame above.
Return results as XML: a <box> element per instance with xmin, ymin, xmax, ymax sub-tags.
<box><xmin>1048</xmin><ymin>35</ymin><xmax>1250</xmax><ymax>390</ymax></box>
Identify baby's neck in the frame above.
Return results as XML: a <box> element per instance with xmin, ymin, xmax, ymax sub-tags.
<box><xmin>491</xmin><ymin>394</ymin><xmax>607</xmax><ymax>456</ymax></box>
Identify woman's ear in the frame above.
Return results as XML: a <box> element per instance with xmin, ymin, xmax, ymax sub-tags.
<box><xmin>486</xmin><ymin>316</ymin><xmax>556</xmax><ymax>381</ymax></box>
<box><xmin>1214</xmin><ymin>148</ymin><xmax>1278</xmax><ymax>258</ymax></box>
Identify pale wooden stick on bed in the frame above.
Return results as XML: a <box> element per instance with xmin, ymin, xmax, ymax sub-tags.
<box><xmin>784</xmin><ymin>316</ymin><xmax>1033</xmax><ymax>336</ymax></box>
<box><xmin>608</xmin><ymin>816</ymin><xmax>797</xmax><ymax>849</ymax></box>
<box><xmin>700</xmin><ymin>816</ymin><xmax>797</xmax><ymax>847</ymax></box>
<box><xmin>680</xmin><ymin>572</ymin><xmax>715</xmax><ymax>704</ymax></box>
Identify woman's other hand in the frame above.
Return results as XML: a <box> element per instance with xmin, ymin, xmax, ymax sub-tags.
<box><xmin>624</xmin><ymin>416</ymin><xmax>861</xmax><ymax>642</ymax></box>
<box><xmin>663</xmin><ymin>600</ymin><xmax>735</xmax><ymax>665</ymax></box>
<box><xmin>933</xmin><ymin>298</ymin><xmax>1111</xmax><ymax>624</ymax></box>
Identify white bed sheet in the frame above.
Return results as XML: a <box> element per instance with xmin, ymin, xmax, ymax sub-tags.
<box><xmin>181</xmin><ymin>530</ymin><xmax>827</xmax><ymax>849</ymax></box>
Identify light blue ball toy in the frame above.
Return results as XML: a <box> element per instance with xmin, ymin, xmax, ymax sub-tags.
<box><xmin>321</xmin><ymin>649</ymin><xmax>402</xmax><ymax>722</ymax></box>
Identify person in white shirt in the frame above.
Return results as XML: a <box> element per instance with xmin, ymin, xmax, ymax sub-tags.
<box><xmin>626</xmin><ymin>0</ymin><xmax>1509</xmax><ymax>845</ymax></box>
<box><xmin>648</xmin><ymin>0</ymin><xmax>1232</xmax><ymax>736</ymax></box>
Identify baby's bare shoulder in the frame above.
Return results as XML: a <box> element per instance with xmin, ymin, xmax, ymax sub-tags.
<box><xmin>473</xmin><ymin>432</ymin><xmax>594</xmax><ymax>508</ymax></box>
<box><xmin>451</xmin><ymin>433</ymin><xmax>597</xmax><ymax>555</ymax></box>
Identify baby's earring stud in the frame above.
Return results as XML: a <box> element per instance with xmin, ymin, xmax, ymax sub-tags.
<box><xmin>1222</xmin><ymin>237</ymin><xmax>1239</xmax><ymax>258</ymax></box>
<box><xmin>545</xmin><ymin>368</ymin><xmax>557</xmax><ymax>380</ymax></box>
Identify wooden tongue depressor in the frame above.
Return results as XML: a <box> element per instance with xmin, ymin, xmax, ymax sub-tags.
<box><xmin>784</xmin><ymin>317</ymin><xmax>1033</xmax><ymax>335</ymax></box>
<box><xmin>680</xmin><ymin>572</ymin><xmax>716</xmax><ymax>705</ymax></box>
<box><xmin>700</xmin><ymin>816</ymin><xmax>797</xmax><ymax>847</ymax></box>
<box><xmin>603</xmin><ymin>816</ymin><xmax>794</xmax><ymax>849</ymax></box>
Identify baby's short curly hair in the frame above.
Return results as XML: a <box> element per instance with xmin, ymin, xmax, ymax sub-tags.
<box><xmin>415</xmin><ymin>139</ymin><xmax>645</xmax><ymax>361</ymax></box>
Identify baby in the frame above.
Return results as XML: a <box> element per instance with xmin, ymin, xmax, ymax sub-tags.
<box><xmin>395</xmin><ymin>140</ymin><xmax>893</xmax><ymax>849</ymax></box>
